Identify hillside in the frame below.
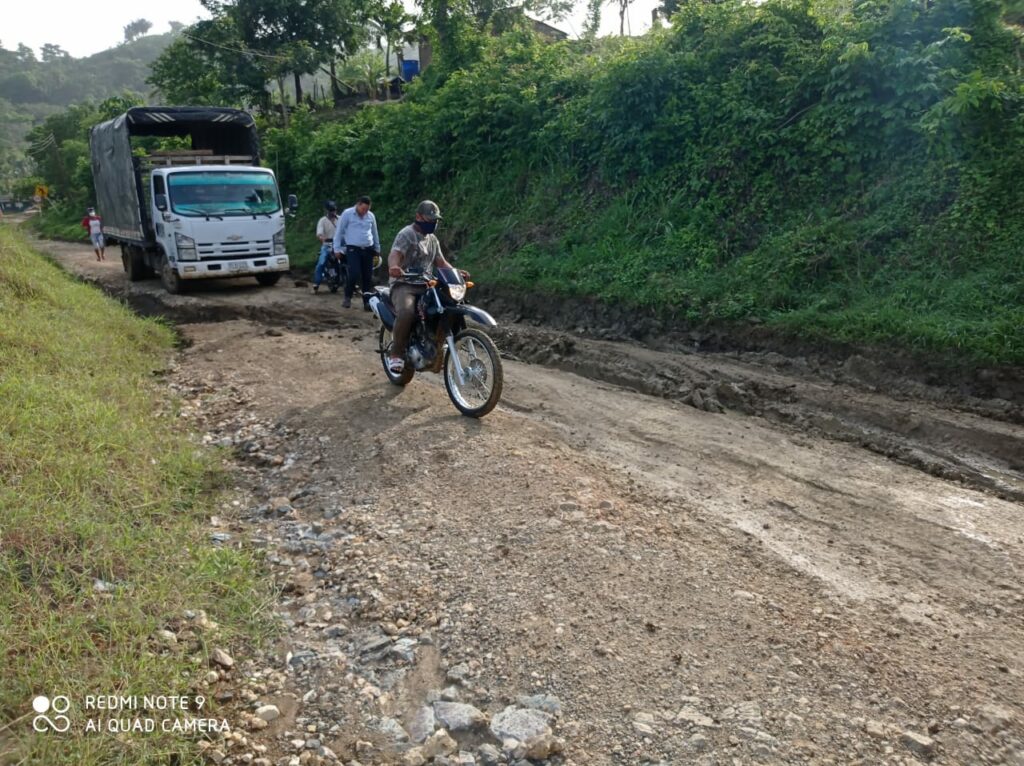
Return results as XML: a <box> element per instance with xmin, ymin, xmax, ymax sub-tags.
<box><xmin>269</xmin><ymin>0</ymin><xmax>1024</xmax><ymax>365</ymax></box>
<box><xmin>0</xmin><ymin>33</ymin><xmax>176</xmax><ymax>194</ymax></box>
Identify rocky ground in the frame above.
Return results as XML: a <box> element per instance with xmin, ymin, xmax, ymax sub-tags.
<box><xmin>32</xmin><ymin>239</ymin><xmax>1024</xmax><ymax>765</ymax></box>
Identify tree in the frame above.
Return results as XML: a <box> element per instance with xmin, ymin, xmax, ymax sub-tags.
<box><xmin>414</xmin><ymin>0</ymin><xmax>570</xmax><ymax>74</ymax></box>
<box><xmin>169</xmin><ymin>21</ymin><xmax>186</xmax><ymax>33</ymax></box>
<box><xmin>0</xmin><ymin>72</ymin><xmax>46</xmax><ymax>102</ymax></box>
<box><xmin>608</xmin><ymin>0</ymin><xmax>635</xmax><ymax>35</ymax></box>
<box><xmin>229</xmin><ymin>0</ymin><xmax>364</xmax><ymax>105</ymax></box>
<box><xmin>582</xmin><ymin>0</ymin><xmax>602</xmax><ymax>39</ymax></box>
<box><xmin>522</xmin><ymin>0</ymin><xmax>574</xmax><ymax>22</ymax></box>
<box><xmin>148</xmin><ymin>17</ymin><xmax>271</xmax><ymax>108</ymax></box>
<box><xmin>369</xmin><ymin>0</ymin><xmax>418</xmax><ymax>83</ymax></box>
<box><xmin>123</xmin><ymin>18</ymin><xmax>154</xmax><ymax>43</ymax></box>
<box><xmin>338</xmin><ymin>49</ymin><xmax>386</xmax><ymax>100</ymax></box>
<box><xmin>39</xmin><ymin>43</ymin><xmax>70</xmax><ymax>63</ymax></box>
<box><xmin>15</xmin><ymin>44</ymin><xmax>36</xmax><ymax>63</ymax></box>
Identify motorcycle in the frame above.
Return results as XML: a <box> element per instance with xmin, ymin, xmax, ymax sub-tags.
<box><xmin>367</xmin><ymin>268</ymin><xmax>504</xmax><ymax>418</ymax></box>
<box><xmin>322</xmin><ymin>250</ymin><xmax>347</xmax><ymax>293</ymax></box>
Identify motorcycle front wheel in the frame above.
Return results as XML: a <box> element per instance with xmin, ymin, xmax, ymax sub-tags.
<box><xmin>378</xmin><ymin>325</ymin><xmax>414</xmax><ymax>386</ymax></box>
<box><xmin>443</xmin><ymin>328</ymin><xmax>503</xmax><ymax>418</ymax></box>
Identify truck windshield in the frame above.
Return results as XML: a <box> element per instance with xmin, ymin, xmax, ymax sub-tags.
<box><xmin>168</xmin><ymin>172</ymin><xmax>280</xmax><ymax>217</ymax></box>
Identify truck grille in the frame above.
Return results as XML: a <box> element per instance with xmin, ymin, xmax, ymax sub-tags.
<box><xmin>196</xmin><ymin>239</ymin><xmax>272</xmax><ymax>260</ymax></box>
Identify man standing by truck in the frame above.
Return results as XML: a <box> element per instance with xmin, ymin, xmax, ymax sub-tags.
<box><xmin>332</xmin><ymin>195</ymin><xmax>381</xmax><ymax>310</ymax></box>
<box><xmin>81</xmin><ymin>207</ymin><xmax>106</xmax><ymax>262</ymax></box>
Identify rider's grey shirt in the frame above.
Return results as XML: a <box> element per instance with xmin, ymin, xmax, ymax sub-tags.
<box><xmin>389</xmin><ymin>224</ymin><xmax>442</xmax><ymax>285</ymax></box>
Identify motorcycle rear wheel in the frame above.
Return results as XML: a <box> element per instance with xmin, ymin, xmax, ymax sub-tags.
<box><xmin>443</xmin><ymin>328</ymin><xmax>503</xmax><ymax>417</ymax></box>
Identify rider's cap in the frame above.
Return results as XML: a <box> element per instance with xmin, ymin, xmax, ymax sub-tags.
<box><xmin>326</xmin><ymin>200</ymin><xmax>338</xmax><ymax>211</ymax></box>
<box><xmin>416</xmin><ymin>200</ymin><xmax>442</xmax><ymax>221</ymax></box>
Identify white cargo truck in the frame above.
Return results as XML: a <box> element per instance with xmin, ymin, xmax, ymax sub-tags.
<box><xmin>89</xmin><ymin>106</ymin><xmax>296</xmax><ymax>293</ymax></box>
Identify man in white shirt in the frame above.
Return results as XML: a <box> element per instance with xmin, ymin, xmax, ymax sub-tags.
<box><xmin>312</xmin><ymin>201</ymin><xmax>339</xmax><ymax>294</ymax></box>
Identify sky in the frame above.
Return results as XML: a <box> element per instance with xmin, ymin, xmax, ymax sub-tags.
<box><xmin>2</xmin><ymin>0</ymin><xmax>659</xmax><ymax>60</ymax></box>
<box><xmin>2</xmin><ymin>0</ymin><xmax>211</xmax><ymax>58</ymax></box>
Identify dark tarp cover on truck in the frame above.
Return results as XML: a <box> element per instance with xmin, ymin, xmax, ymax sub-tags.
<box><xmin>89</xmin><ymin>106</ymin><xmax>261</xmax><ymax>245</ymax></box>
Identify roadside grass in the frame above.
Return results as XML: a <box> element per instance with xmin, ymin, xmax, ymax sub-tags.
<box><xmin>25</xmin><ymin>202</ymin><xmax>89</xmax><ymax>242</ymax></box>
<box><xmin>0</xmin><ymin>225</ymin><xmax>276</xmax><ymax>764</ymax></box>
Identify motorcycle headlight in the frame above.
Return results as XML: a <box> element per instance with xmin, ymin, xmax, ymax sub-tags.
<box><xmin>272</xmin><ymin>228</ymin><xmax>286</xmax><ymax>256</ymax></box>
<box><xmin>174</xmin><ymin>232</ymin><xmax>196</xmax><ymax>260</ymax></box>
<box><xmin>447</xmin><ymin>284</ymin><xmax>466</xmax><ymax>302</ymax></box>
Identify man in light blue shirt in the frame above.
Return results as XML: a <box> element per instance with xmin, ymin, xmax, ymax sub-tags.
<box><xmin>332</xmin><ymin>195</ymin><xmax>381</xmax><ymax>310</ymax></box>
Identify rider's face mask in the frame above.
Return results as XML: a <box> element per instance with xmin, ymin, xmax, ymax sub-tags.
<box><xmin>418</xmin><ymin>219</ymin><xmax>438</xmax><ymax>234</ymax></box>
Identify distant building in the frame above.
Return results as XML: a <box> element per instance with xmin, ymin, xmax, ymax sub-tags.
<box><xmin>492</xmin><ymin>7</ymin><xmax>570</xmax><ymax>41</ymax></box>
<box><xmin>524</xmin><ymin>16</ymin><xmax>570</xmax><ymax>42</ymax></box>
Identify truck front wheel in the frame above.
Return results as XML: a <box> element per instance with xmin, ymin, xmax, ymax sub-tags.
<box><xmin>160</xmin><ymin>253</ymin><xmax>185</xmax><ymax>294</ymax></box>
<box><xmin>255</xmin><ymin>273</ymin><xmax>282</xmax><ymax>287</ymax></box>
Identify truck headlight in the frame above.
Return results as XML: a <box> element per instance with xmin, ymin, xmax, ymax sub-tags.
<box><xmin>174</xmin><ymin>233</ymin><xmax>197</xmax><ymax>260</ymax></box>
<box><xmin>272</xmin><ymin>228</ymin><xmax>286</xmax><ymax>256</ymax></box>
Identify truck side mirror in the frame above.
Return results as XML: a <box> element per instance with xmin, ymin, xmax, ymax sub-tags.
<box><xmin>155</xmin><ymin>194</ymin><xmax>168</xmax><ymax>212</ymax></box>
<box><xmin>287</xmin><ymin>194</ymin><xmax>298</xmax><ymax>214</ymax></box>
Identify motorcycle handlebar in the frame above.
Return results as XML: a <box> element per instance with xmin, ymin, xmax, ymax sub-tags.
<box><xmin>397</xmin><ymin>271</ymin><xmax>431</xmax><ymax>282</ymax></box>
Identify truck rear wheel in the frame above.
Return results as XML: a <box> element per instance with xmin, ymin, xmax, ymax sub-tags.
<box><xmin>160</xmin><ymin>253</ymin><xmax>185</xmax><ymax>294</ymax></box>
<box><xmin>255</xmin><ymin>273</ymin><xmax>282</xmax><ymax>287</ymax></box>
<box><xmin>123</xmin><ymin>245</ymin><xmax>151</xmax><ymax>281</ymax></box>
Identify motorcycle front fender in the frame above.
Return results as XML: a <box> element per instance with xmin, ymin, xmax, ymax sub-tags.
<box><xmin>448</xmin><ymin>304</ymin><xmax>498</xmax><ymax>328</ymax></box>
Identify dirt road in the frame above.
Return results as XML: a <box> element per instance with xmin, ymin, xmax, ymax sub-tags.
<box><xmin>35</xmin><ymin>239</ymin><xmax>1024</xmax><ymax>765</ymax></box>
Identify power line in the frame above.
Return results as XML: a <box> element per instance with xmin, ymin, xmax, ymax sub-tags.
<box><xmin>181</xmin><ymin>31</ymin><xmax>291</xmax><ymax>63</ymax></box>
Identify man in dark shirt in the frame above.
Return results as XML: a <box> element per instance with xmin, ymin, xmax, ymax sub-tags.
<box><xmin>385</xmin><ymin>200</ymin><xmax>456</xmax><ymax>374</ymax></box>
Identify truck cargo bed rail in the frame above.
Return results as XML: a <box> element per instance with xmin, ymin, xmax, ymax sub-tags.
<box><xmin>140</xmin><ymin>154</ymin><xmax>256</xmax><ymax>168</ymax></box>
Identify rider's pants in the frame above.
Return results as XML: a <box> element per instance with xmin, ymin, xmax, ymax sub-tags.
<box><xmin>390</xmin><ymin>283</ymin><xmax>427</xmax><ymax>358</ymax></box>
<box><xmin>313</xmin><ymin>243</ymin><xmax>332</xmax><ymax>286</ymax></box>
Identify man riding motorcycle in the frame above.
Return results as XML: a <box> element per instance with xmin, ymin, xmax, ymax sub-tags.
<box><xmin>386</xmin><ymin>200</ymin><xmax>465</xmax><ymax>375</ymax></box>
<box><xmin>312</xmin><ymin>201</ymin><xmax>339</xmax><ymax>294</ymax></box>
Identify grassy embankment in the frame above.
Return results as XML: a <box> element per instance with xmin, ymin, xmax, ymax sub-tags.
<box><xmin>0</xmin><ymin>225</ymin><xmax>274</xmax><ymax>764</ymax></box>
<box><xmin>26</xmin><ymin>202</ymin><xmax>90</xmax><ymax>241</ymax></box>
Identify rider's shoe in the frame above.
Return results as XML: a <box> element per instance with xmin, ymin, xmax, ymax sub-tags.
<box><xmin>342</xmin><ymin>297</ymin><xmax>352</xmax><ymax>308</ymax></box>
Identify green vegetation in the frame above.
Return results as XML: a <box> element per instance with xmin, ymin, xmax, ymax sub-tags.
<box><xmin>0</xmin><ymin>226</ymin><xmax>275</xmax><ymax>764</ymax></box>
<box><xmin>267</xmin><ymin>0</ymin><xmax>1024</xmax><ymax>364</ymax></box>
<box><xmin>29</xmin><ymin>201</ymin><xmax>91</xmax><ymax>241</ymax></box>
<box><xmin>19</xmin><ymin>95</ymin><xmax>150</xmax><ymax>237</ymax></box>
<box><xmin>12</xmin><ymin>0</ymin><xmax>1024</xmax><ymax>365</ymax></box>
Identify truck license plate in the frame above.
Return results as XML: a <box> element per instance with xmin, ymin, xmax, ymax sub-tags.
<box><xmin>229</xmin><ymin>262</ymin><xmax>244</xmax><ymax>271</ymax></box>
